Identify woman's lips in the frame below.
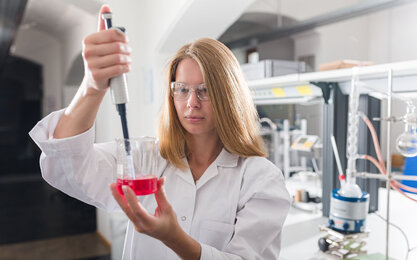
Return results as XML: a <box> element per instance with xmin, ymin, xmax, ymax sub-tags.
<box><xmin>185</xmin><ymin>116</ymin><xmax>204</xmax><ymax>123</ymax></box>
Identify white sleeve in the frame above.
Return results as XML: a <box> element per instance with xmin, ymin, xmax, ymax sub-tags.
<box><xmin>29</xmin><ymin>109</ymin><xmax>120</xmax><ymax>212</ymax></box>
<box><xmin>200</xmin><ymin>158</ymin><xmax>291</xmax><ymax>260</ymax></box>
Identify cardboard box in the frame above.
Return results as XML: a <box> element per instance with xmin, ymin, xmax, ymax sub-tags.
<box><xmin>319</xmin><ymin>60</ymin><xmax>374</xmax><ymax>71</ymax></box>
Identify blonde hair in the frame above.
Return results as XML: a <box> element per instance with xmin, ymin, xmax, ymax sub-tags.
<box><xmin>158</xmin><ymin>38</ymin><xmax>266</xmax><ymax>169</ymax></box>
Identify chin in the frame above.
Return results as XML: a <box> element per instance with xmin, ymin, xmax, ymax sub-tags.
<box><xmin>185</xmin><ymin>127</ymin><xmax>216</xmax><ymax>137</ymax></box>
<box><xmin>185</xmin><ymin>128</ymin><xmax>205</xmax><ymax>135</ymax></box>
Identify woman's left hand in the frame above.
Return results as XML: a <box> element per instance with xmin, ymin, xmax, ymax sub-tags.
<box><xmin>110</xmin><ymin>177</ymin><xmax>180</xmax><ymax>243</ymax></box>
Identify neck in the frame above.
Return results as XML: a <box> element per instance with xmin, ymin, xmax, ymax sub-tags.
<box><xmin>186</xmin><ymin>133</ymin><xmax>223</xmax><ymax>165</ymax></box>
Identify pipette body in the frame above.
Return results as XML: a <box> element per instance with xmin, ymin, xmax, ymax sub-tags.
<box><xmin>102</xmin><ymin>12</ymin><xmax>135</xmax><ymax>178</ymax></box>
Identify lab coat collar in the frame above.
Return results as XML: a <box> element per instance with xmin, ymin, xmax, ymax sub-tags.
<box><xmin>175</xmin><ymin>148</ymin><xmax>239</xmax><ymax>188</ymax></box>
<box><xmin>195</xmin><ymin>148</ymin><xmax>239</xmax><ymax>189</ymax></box>
<box><xmin>185</xmin><ymin>148</ymin><xmax>239</xmax><ymax>168</ymax></box>
<box><xmin>215</xmin><ymin>148</ymin><xmax>239</xmax><ymax>168</ymax></box>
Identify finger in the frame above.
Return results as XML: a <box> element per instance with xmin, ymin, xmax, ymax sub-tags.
<box><xmin>88</xmin><ymin>54</ymin><xmax>131</xmax><ymax>69</ymax></box>
<box><xmin>122</xmin><ymin>186</ymin><xmax>155</xmax><ymax>226</ymax></box>
<box><xmin>158</xmin><ymin>176</ymin><xmax>166</xmax><ymax>188</ymax></box>
<box><xmin>98</xmin><ymin>5</ymin><xmax>112</xmax><ymax>31</ymax></box>
<box><xmin>109</xmin><ymin>183</ymin><xmax>139</xmax><ymax>223</ymax></box>
<box><xmin>155</xmin><ymin>177</ymin><xmax>170</xmax><ymax>211</ymax></box>
<box><xmin>89</xmin><ymin>64</ymin><xmax>130</xmax><ymax>83</ymax></box>
<box><xmin>85</xmin><ymin>30</ymin><xmax>128</xmax><ymax>45</ymax></box>
<box><xmin>84</xmin><ymin>42</ymin><xmax>132</xmax><ymax>58</ymax></box>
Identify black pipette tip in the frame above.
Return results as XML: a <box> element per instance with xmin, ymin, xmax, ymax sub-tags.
<box><xmin>117</xmin><ymin>103</ymin><xmax>131</xmax><ymax>154</ymax></box>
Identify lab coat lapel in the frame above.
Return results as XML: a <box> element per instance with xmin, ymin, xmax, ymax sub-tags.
<box><xmin>172</xmin><ymin>158</ymin><xmax>196</xmax><ymax>186</ymax></box>
<box><xmin>196</xmin><ymin>148</ymin><xmax>239</xmax><ymax>189</ymax></box>
<box><xmin>195</xmin><ymin>163</ymin><xmax>218</xmax><ymax>189</ymax></box>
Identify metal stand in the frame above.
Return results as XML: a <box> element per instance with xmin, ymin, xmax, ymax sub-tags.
<box><xmin>318</xmin><ymin>225</ymin><xmax>369</xmax><ymax>259</ymax></box>
<box><xmin>385</xmin><ymin>69</ymin><xmax>393</xmax><ymax>260</ymax></box>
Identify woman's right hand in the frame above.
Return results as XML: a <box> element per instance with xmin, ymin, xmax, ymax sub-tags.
<box><xmin>82</xmin><ymin>5</ymin><xmax>132</xmax><ymax>93</ymax></box>
<box><xmin>54</xmin><ymin>5</ymin><xmax>131</xmax><ymax>139</ymax></box>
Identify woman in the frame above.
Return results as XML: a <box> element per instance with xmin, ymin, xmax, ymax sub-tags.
<box><xmin>29</xmin><ymin>5</ymin><xmax>290</xmax><ymax>260</ymax></box>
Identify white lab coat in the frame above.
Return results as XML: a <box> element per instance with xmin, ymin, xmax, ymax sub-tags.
<box><xmin>29</xmin><ymin>109</ymin><xmax>291</xmax><ymax>260</ymax></box>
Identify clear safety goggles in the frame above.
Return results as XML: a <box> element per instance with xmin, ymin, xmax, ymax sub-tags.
<box><xmin>170</xmin><ymin>82</ymin><xmax>209</xmax><ymax>101</ymax></box>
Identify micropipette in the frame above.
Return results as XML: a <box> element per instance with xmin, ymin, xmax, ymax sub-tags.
<box><xmin>102</xmin><ymin>12</ymin><xmax>135</xmax><ymax>179</ymax></box>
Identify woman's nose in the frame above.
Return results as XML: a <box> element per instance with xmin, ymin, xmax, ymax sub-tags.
<box><xmin>187</xmin><ymin>90</ymin><xmax>201</xmax><ymax>109</ymax></box>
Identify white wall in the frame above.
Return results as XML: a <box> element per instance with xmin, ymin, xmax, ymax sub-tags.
<box><xmin>369</xmin><ymin>2</ymin><xmax>417</xmax><ymax>63</ymax></box>
<box><xmin>61</xmin><ymin>11</ymin><xmax>96</xmax><ymax>84</ymax></box>
<box><xmin>291</xmin><ymin>16</ymin><xmax>371</xmax><ymax>70</ymax></box>
<box><xmin>292</xmin><ymin>2</ymin><xmax>417</xmax><ymax>68</ymax></box>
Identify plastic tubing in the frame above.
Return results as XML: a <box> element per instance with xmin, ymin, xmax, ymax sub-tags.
<box><xmin>362</xmin><ymin>154</ymin><xmax>417</xmax><ymax>202</ymax></box>
<box><xmin>391</xmin><ymin>183</ymin><xmax>417</xmax><ymax>203</ymax></box>
<box><xmin>361</xmin><ymin>154</ymin><xmax>384</xmax><ymax>175</ymax></box>
<box><xmin>395</xmin><ymin>181</ymin><xmax>417</xmax><ymax>193</ymax></box>
<box><xmin>358</xmin><ymin>113</ymin><xmax>417</xmax><ymax>192</ymax></box>
<box><xmin>358</xmin><ymin>112</ymin><xmax>417</xmax><ymax>201</ymax></box>
<box><xmin>358</xmin><ymin>111</ymin><xmax>386</xmax><ymax>172</ymax></box>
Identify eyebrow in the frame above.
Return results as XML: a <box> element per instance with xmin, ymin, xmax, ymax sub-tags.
<box><xmin>177</xmin><ymin>82</ymin><xmax>204</xmax><ymax>84</ymax></box>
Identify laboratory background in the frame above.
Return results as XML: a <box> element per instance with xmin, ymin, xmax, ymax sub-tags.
<box><xmin>1</xmin><ymin>0</ymin><xmax>417</xmax><ymax>259</ymax></box>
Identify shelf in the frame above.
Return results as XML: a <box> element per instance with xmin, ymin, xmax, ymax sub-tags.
<box><xmin>247</xmin><ymin>60</ymin><xmax>417</xmax><ymax>102</ymax></box>
<box><xmin>250</xmin><ymin>83</ymin><xmax>322</xmax><ymax>105</ymax></box>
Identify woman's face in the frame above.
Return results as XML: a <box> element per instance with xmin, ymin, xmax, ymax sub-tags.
<box><xmin>173</xmin><ymin>58</ymin><xmax>217</xmax><ymax>138</ymax></box>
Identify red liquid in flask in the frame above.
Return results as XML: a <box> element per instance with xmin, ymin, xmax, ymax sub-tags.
<box><xmin>116</xmin><ymin>175</ymin><xmax>158</xmax><ymax>196</ymax></box>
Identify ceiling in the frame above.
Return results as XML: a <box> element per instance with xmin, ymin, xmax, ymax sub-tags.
<box><xmin>20</xmin><ymin>0</ymin><xmax>103</xmax><ymax>38</ymax></box>
<box><xmin>220</xmin><ymin>0</ymin><xmax>417</xmax><ymax>49</ymax></box>
<box><xmin>218</xmin><ymin>12</ymin><xmax>297</xmax><ymax>44</ymax></box>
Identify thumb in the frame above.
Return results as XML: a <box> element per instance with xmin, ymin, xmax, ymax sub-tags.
<box><xmin>97</xmin><ymin>5</ymin><xmax>112</xmax><ymax>32</ymax></box>
<box><xmin>155</xmin><ymin>177</ymin><xmax>170</xmax><ymax>210</ymax></box>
